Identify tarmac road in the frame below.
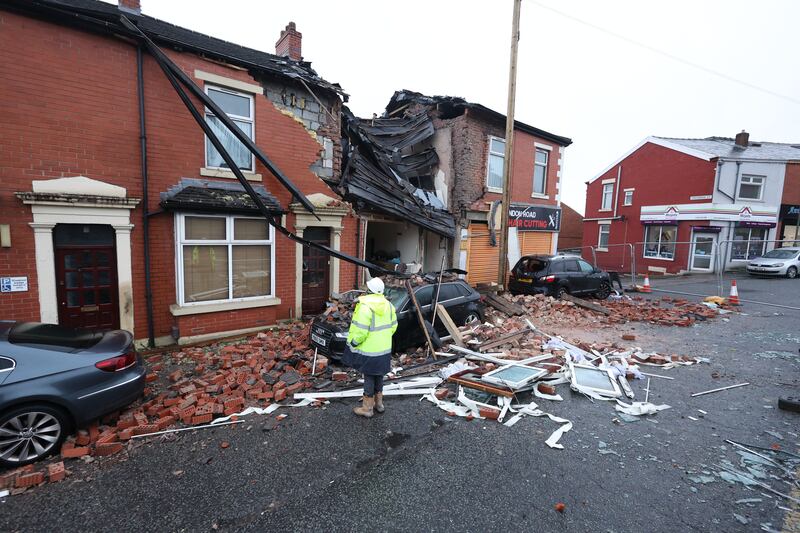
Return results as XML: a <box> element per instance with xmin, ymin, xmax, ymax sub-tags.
<box><xmin>2</xmin><ymin>274</ymin><xmax>799</xmax><ymax>532</ymax></box>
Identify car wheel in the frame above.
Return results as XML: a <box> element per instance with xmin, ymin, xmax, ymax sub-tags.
<box><xmin>595</xmin><ymin>281</ymin><xmax>612</xmax><ymax>300</ymax></box>
<box><xmin>0</xmin><ymin>404</ymin><xmax>68</xmax><ymax>467</ymax></box>
<box><xmin>556</xmin><ymin>286</ymin><xmax>569</xmax><ymax>299</ymax></box>
<box><xmin>463</xmin><ymin>310</ymin><xmax>483</xmax><ymax>326</ymax></box>
<box><xmin>787</xmin><ymin>266</ymin><xmax>798</xmax><ymax>279</ymax></box>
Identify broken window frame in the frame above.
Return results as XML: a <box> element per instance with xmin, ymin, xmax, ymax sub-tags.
<box><xmin>486</xmin><ymin>136</ymin><xmax>505</xmax><ymax>193</ymax></box>
<box><xmin>481</xmin><ymin>364</ymin><xmax>548</xmax><ymax>389</ymax></box>
<box><xmin>568</xmin><ymin>361</ymin><xmax>622</xmax><ymax>397</ymax></box>
<box><xmin>204</xmin><ymin>84</ymin><xmax>256</xmax><ymax>172</ymax></box>
<box><xmin>175</xmin><ymin>213</ymin><xmax>275</xmax><ymax>306</ymax></box>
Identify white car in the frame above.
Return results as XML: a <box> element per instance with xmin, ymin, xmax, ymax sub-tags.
<box><xmin>746</xmin><ymin>247</ymin><xmax>800</xmax><ymax>278</ymax></box>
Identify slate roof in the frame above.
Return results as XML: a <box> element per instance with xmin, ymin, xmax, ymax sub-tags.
<box><xmin>656</xmin><ymin>136</ymin><xmax>800</xmax><ymax>161</ymax></box>
<box><xmin>160</xmin><ymin>179</ymin><xmax>283</xmax><ymax>214</ymax></box>
<box><xmin>9</xmin><ymin>0</ymin><xmax>344</xmax><ymax>96</ymax></box>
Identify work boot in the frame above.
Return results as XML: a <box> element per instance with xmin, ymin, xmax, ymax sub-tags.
<box><xmin>353</xmin><ymin>396</ymin><xmax>375</xmax><ymax>418</ymax></box>
<box><xmin>375</xmin><ymin>392</ymin><xmax>385</xmax><ymax>414</ymax></box>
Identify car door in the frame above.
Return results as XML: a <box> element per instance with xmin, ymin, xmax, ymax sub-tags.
<box><xmin>577</xmin><ymin>259</ymin><xmax>600</xmax><ymax>293</ymax></box>
<box><xmin>433</xmin><ymin>283</ymin><xmax>464</xmax><ymax>331</ymax></box>
<box><xmin>562</xmin><ymin>259</ymin><xmax>583</xmax><ymax>293</ymax></box>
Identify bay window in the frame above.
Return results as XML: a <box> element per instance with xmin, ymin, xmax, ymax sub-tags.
<box><xmin>177</xmin><ymin>214</ymin><xmax>273</xmax><ymax>305</ymax></box>
<box><xmin>205</xmin><ymin>85</ymin><xmax>255</xmax><ymax>171</ymax></box>
<box><xmin>643</xmin><ymin>225</ymin><xmax>677</xmax><ymax>260</ymax></box>
<box><xmin>731</xmin><ymin>226</ymin><xmax>767</xmax><ymax>260</ymax></box>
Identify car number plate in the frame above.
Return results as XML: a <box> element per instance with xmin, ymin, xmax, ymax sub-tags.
<box><xmin>311</xmin><ymin>333</ymin><xmax>327</xmax><ymax>346</ymax></box>
<box><xmin>517</xmin><ymin>278</ymin><xmax>532</xmax><ymax>283</ymax></box>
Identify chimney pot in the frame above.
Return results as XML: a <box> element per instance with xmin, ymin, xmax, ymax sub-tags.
<box><xmin>275</xmin><ymin>21</ymin><xmax>302</xmax><ymax>61</ymax></box>
<box><xmin>734</xmin><ymin>130</ymin><xmax>749</xmax><ymax>147</ymax></box>
<box><xmin>118</xmin><ymin>0</ymin><xmax>141</xmax><ymax>14</ymax></box>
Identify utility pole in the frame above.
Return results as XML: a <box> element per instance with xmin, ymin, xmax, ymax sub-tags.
<box><xmin>497</xmin><ymin>0</ymin><xmax>522</xmax><ymax>288</ymax></box>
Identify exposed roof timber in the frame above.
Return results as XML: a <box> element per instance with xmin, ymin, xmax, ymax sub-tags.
<box><xmin>587</xmin><ymin>137</ymin><xmax>714</xmax><ymax>184</ymax></box>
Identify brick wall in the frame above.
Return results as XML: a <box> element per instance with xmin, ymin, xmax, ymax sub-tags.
<box><xmin>557</xmin><ymin>203</ymin><xmax>583</xmax><ymax>250</ymax></box>
<box><xmin>0</xmin><ymin>10</ymin><xmax>353</xmax><ymax>342</ymax></box>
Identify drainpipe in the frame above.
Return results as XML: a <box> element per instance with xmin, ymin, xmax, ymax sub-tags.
<box><xmin>354</xmin><ymin>216</ymin><xmax>361</xmax><ymax>289</ymax></box>
<box><xmin>612</xmin><ymin>165</ymin><xmax>621</xmax><ymax>219</ymax></box>
<box><xmin>137</xmin><ymin>46</ymin><xmax>155</xmax><ymax>348</ymax></box>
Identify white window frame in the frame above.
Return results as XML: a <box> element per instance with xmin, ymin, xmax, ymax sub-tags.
<box><xmin>204</xmin><ymin>85</ymin><xmax>255</xmax><ymax>172</ymax></box>
<box><xmin>730</xmin><ymin>226</ymin><xmax>768</xmax><ymax>261</ymax></box>
<box><xmin>597</xmin><ymin>223</ymin><xmax>610</xmax><ymax>251</ymax></box>
<box><xmin>738</xmin><ymin>175</ymin><xmax>765</xmax><ymax>201</ymax></box>
<box><xmin>601</xmin><ymin>182</ymin><xmax>614</xmax><ymax>211</ymax></box>
<box><xmin>623</xmin><ymin>188</ymin><xmax>634</xmax><ymax>206</ymax></box>
<box><xmin>486</xmin><ymin>136</ymin><xmax>505</xmax><ymax>193</ymax></box>
<box><xmin>643</xmin><ymin>225</ymin><xmax>678</xmax><ymax>261</ymax></box>
<box><xmin>175</xmin><ymin>213</ymin><xmax>275</xmax><ymax>306</ymax></box>
<box><xmin>532</xmin><ymin>148</ymin><xmax>549</xmax><ymax>197</ymax></box>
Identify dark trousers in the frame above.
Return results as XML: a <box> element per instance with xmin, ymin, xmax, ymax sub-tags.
<box><xmin>363</xmin><ymin>374</ymin><xmax>384</xmax><ymax>397</ymax></box>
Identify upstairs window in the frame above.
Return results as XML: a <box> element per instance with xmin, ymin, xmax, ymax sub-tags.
<box><xmin>533</xmin><ymin>149</ymin><xmax>548</xmax><ymax>195</ymax></box>
<box><xmin>623</xmin><ymin>189</ymin><xmax>634</xmax><ymax>206</ymax></box>
<box><xmin>738</xmin><ymin>175</ymin><xmax>764</xmax><ymax>200</ymax></box>
<box><xmin>601</xmin><ymin>183</ymin><xmax>614</xmax><ymax>210</ymax></box>
<box><xmin>205</xmin><ymin>86</ymin><xmax>254</xmax><ymax>172</ymax></box>
<box><xmin>486</xmin><ymin>137</ymin><xmax>505</xmax><ymax>192</ymax></box>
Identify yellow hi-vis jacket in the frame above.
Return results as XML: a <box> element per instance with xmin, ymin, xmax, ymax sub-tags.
<box><xmin>346</xmin><ymin>293</ymin><xmax>398</xmax><ymax>357</ymax></box>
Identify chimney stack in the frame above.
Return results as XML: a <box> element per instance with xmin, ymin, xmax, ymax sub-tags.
<box><xmin>118</xmin><ymin>0</ymin><xmax>141</xmax><ymax>14</ymax></box>
<box><xmin>275</xmin><ymin>22</ymin><xmax>302</xmax><ymax>61</ymax></box>
<box><xmin>734</xmin><ymin>130</ymin><xmax>749</xmax><ymax>147</ymax></box>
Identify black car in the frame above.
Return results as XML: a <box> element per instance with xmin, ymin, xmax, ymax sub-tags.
<box><xmin>310</xmin><ymin>279</ymin><xmax>485</xmax><ymax>360</ymax></box>
<box><xmin>508</xmin><ymin>254</ymin><xmax>612</xmax><ymax>299</ymax></box>
<box><xmin>0</xmin><ymin>321</ymin><xmax>146</xmax><ymax>466</ymax></box>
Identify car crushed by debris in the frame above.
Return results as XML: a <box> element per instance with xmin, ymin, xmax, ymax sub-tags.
<box><xmin>508</xmin><ymin>254</ymin><xmax>613</xmax><ymax>299</ymax></box>
<box><xmin>309</xmin><ymin>273</ymin><xmax>485</xmax><ymax>360</ymax></box>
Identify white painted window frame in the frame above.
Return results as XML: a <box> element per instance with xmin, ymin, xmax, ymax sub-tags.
<box><xmin>730</xmin><ymin>226</ymin><xmax>768</xmax><ymax>262</ymax></box>
<box><xmin>623</xmin><ymin>188</ymin><xmax>634</xmax><ymax>206</ymax></box>
<box><xmin>175</xmin><ymin>213</ymin><xmax>275</xmax><ymax>306</ymax></box>
<box><xmin>486</xmin><ymin>135</ymin><xmax>505</xmax><ymax>193</ymax></box>
<box><xmin>643</xmin><ymin>225</ymin><xmax>678</xmax><ymax>261</ymax></box>
<box><xmin>600</xmin><ymin>182</ymin><xmax>614</xmax><ymax>211</ymax></box>
<box><xmin>204</xmin><ymin>84</ymin><xmax>255</xmax><ymax>173</ymax></box>
<box><xmin>532</xmin><ymin>148</ymin><xmax>549</xmax><ymax>197</ymax></box>
<box><xmin>597</xmin><ymin>223</ymin><xmax>610</xmax><ymax>251</ymax></box>
<box><xmin>738</xmin><ymin>174</ymin><xmax>765</xmax><ymax>201</ymax></box>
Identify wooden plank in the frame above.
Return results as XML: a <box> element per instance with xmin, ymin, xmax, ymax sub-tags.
<box><xmin>436</xmin><ymin>304</ymin><xmax>464</xmax><ymax>347</ymax></box>
<box><xmin>405</xmin><ymin>279</ymin><xmax>437</xmax><ymax>359</ymax></box>
<box><xmin>478</xmin><ymin>329</ymin><xmax>527</xmax><ymax>352</ymax></box>
<box><xmin>561</xmin><ymin>293</ymin><xmax>611</xmax><ymax>315</ymax></box>
<box><xmin>485</xmin><ymin>293</ymin><xmax>525</xmax><ymax>316</ymax></box>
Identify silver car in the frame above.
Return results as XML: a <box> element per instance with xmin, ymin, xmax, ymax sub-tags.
<box><xmin>746</xmin><ymin>247</ymin><xmax>800</xmax><ymax>278</ymax></box>
<box><xmin>0</xmin><ymin>321</ymin><xmax>145</xmax><ymax>466</ymax></box>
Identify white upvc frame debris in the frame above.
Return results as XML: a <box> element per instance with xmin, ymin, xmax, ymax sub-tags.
<box><xmin>481</xmin><ymin>364</ymin><xmax>548</xmax><ymax>389</ymax></box>
<box><xmin>569</xmin><ymin>361</ymin><xmax>622</xmax><ymax>398</ymax></box>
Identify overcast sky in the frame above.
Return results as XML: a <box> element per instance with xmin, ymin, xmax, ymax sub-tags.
<box><xmin>129</xmin><ymin>0</ymin><xmax>800</xmax><ymax>214</ymax></box>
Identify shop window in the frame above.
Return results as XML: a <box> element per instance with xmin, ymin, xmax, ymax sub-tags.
<box><xmin>486</xmin><ymin>137</ymin><xmax>505</xmax><ymax>192</ymax></box>
<box><xmin>597</xmin><ymin>224</ymin><xmax>610</xmax><ymax>249</ymax></box>
<box><xmin>643</xmin><ymin>225</ymin><xmax>677</xmax><ymax>260</ymax></box>
<box><xmin>177</xmin><ymin>214</ymin><xmax>273</xmax><ymax>305</ymax></box>
<box><xmin>205</xmin><ymin>85</ymin><xmax>255</xmax><ymax>171</ymax></box>
<box><xmin>738</xmin><ymin>175</ymin><xmax>764</xmax><ymax>201</ymax></box>
<box><xmin>601</xmin><ymin>183</ymin><xmax>614</xmax><ymax>210</ymax></box>
<box><xmin>533</xmin><ymin>149</ymin><xmax>548</xmax><ymax>195</ymax></box>
<box><xmin>731</xmin><ymin>226</ymin><xmax>767</xmax><ymax>260</ymax></box>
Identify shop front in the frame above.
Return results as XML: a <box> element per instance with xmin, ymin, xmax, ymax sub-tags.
<box><xmin>779</xmin><ymin>204</ymin><xmax>800</xmax><ymax>246</ymax></box>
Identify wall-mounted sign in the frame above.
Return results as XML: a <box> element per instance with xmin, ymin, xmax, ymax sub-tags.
<box><xmin>780</xmin><ymin>204</ymin><xmax>800</xmax><ymax>223</ymax></box>
<box><xmin>691</xmin><ymin>225</ymin><xmax>722</xmax><ymax>233</ymax></box>
<box><xmin>0</xmin><ymin>276</ymin><xmax>28</xmax><ymax>293</ymax></box>
<box><xmin>641</xmin><ymin>203</ymin><xmax>778</xmax><ymax>223</ymax></box>
<box><xmin>690</xmin><ymin>195</ymin><xmax>712</xmax><ymax>201</ymax></box>
<box><xmin>508</xmin><ymin>204</ymin><xmax>561</xmax><ymax>232</ymax></box>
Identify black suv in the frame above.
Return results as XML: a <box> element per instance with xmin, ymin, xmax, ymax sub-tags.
<box><xmin>508</xmin><ymin>254</ymin><xmax>612</xmax><ymax>299</ymax></box>
<box><xmin>310</xmin><ymin>279</ymin><xmax>485</xmax><ymax>360</ymax></box>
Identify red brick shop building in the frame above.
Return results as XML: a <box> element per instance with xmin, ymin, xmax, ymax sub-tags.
<box><xmin>0</xmin><ymin>0</ymin><xmax>358</xmax><ymax>346</ymax></box>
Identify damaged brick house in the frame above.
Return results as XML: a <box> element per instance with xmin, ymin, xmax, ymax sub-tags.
<box><xmin>383</xmin><ymin>91</ymin><xmax>573</xmax><ymax>284</ymax></box>
<box><xmin>0</xmin><ymin>0</ymin><xmax>359</xmax><ymax>346</ymax></box>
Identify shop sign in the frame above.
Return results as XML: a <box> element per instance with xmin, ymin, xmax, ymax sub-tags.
<box><xmin>508</xmin><ymin>204</ymin><xmax>561</xmax><ymax>232</ymax></box>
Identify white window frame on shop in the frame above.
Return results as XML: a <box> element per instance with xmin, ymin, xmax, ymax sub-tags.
<box><xmin>643</xmin><ymin>225</ymin><xmax>677</xmax><ymax>260</ymax></box>
<box><xmin>175</xmin><ymin>213</ymin><xmax>275</xmax><ymax>306</ymax></box>
<box><xmin>730</xmin><ymin>226</ymin><xmax>768</xmax><ymax>261</ymax></box>
<box><xmin>738</xmin><ymin>175</ymin><xmax>764</xmax><ymax>201</ymax></box>
<box><xmin>204</xmin><ymin>85</ymin><xmax>255</xmax><ymax>172</ymax></box>
<box><xmin>601</xmin><ymin>182</ymin><xmax>614</xmax><ymax>210</ymax></box>
<box><xmin>486</xmin><ymin>136</ymin><xmax>505</xmax><ymax>193</ymax></box>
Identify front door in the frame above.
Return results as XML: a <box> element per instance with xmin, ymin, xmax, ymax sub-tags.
<box><xmin>302</xmin><ymin>227</ymin><xmax>330</xmax><ymax>315</ymax></box>
<box><xmin>690</xmin><ymin>233</ymin><xmax>717</xmax><ymax>272</ymax></box>
<box><xmin>55</xmin><ymin>247</ymin><xmax>119</xmax><ymax>330</ymax></box>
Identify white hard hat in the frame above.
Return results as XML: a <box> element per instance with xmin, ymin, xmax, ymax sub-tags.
<box><xmin>366</xmin><ymin>277</ymin><xmax>385</xmax><ymax>294</ymax></box>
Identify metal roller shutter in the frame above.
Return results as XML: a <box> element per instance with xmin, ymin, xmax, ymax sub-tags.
<box><xmin>520</xmin><ymin>232</ymin><xmax>553</xmax><ymax>256</ymax></box>
<box><xmin>466</xmin><ymin>222</ymin><xmax>498</xmax><ymax>285</ymax></box>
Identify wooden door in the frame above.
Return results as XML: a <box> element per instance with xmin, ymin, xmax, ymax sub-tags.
<box><xmin>302</xmin><ymin>228</ymin><xmax>330</xmax><ymax>315</ymax></box>
<box><xmin>55</xmin><ymin>247</ymin><xmax>119</xmax><ymax>330</ymax></box>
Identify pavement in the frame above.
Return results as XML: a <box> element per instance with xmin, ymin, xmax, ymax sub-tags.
<box><xmin>2</xmin><ymin>276</ymin><xmax>799</xmax><ymax>532</ymax></box>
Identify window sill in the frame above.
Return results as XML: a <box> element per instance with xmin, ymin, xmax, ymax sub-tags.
<box><xmin>486</xmin><ymin>187</ymin><xmax>503</xmax><ymax>194</ymax></box>
<box><xmin>170</xmin><ymin>296</ymin><xmax>281</xmax><ymax>316</ymax></box>
<box><xmin>598</xmin><ymin>208</ymin><xmax>612</xmax><ymax>212</ymax></box>
<box><xmin>531</xmin><ymin>193</ymin><xmax>550</xmax><ymax>199</ymax></box>
<box><xmin>643</xmin><ymin>256</ymin><xmax>675</xmax><ymax>262</ymax></box>
<box><xmin>200</xmin><ymin>167</ymin><xmax>262</xmax><ymax>181</ymax></box>
<box><xmin>596</xmin><ymin>247</ymin><xmax>609</xmax><ymax>252</ymax></box>
<box><xmin>622</xmin><ymin>203</ymin><xmax>633</xmax><ymax>207</ymax></box>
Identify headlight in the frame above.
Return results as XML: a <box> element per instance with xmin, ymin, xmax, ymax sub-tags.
<box><xmin>334</xmin><ymin>332</ymin><xmax>348</xmax><ymax>339</ymax></box>
<box><xmin>772</xmin><ymin>263</ymin><xmax>784</xmax><ymax>267</ymax></box>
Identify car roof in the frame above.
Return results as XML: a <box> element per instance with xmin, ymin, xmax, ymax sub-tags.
<box><xmin>519</xmin><ymin>254</ymin><xmax>581</xmax><ymax>261</ymax></box>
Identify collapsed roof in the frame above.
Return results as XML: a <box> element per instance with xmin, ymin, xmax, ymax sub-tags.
<box><xmin>160</xmin><ymin>178</ymin><xmax>283</xmax><ymax>214</ymax></box>
<box><xmin>386</xmin><ymin>90</ymin><xmax>572</xmax><ymax>147</ymax></box>
<box><xmin>340</xmin><ymin>108</ymin><xmax>456</xmax><ymax>238</ymax></box>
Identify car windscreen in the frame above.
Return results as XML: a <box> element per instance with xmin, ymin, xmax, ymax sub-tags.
<box><xmin>384</xmin><ymin>286</ymin><xmax>408</xmax><ymax>309</ymax></box>
<box><xmin>516</xmin><ymin>258</ymin><xmax>547</xmax><ymax>274</ymax></box>
<box><xmin>8</xmin><ymin>322</ymin><xmax>104</xmax><ymax>350</ymax></box>
<box><xmin>762</xmin><ymin>249</ymin><xmax>798</xmax><ymax>259</ymax></box>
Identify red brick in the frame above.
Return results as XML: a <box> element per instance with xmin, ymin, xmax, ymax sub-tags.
<box><xmin>95</xmin><ymin>442</ymin><xmax>124</xmax><ymax>456</ymax></box>
<box><xmin>62</xmin><ymin>446</ymin><xmax>90</xmax><ymax>459</ymax></box>
<box><xmin>15</xmin><ymin>472</ymin><xmax>45</xmax><ymax>488</ymax></box>
<box><xmin>132</xmin><ymin>424</ymin><xmax>159</xmax><ymax>436</ymax></box>
<box><xmin>331</xmin><ymin>372</ymin><xmax>348</xmax><ymax>382</ymax></box>
<box><xmin>168</xmin><ymin>370</ymin><xmax>183</xmax><ymax>382</ymax></box>
<box><xmin>119</xmin><ymin>428</ymin><xmax>134</xmax><ymax>441</ymax></box>
<box><xmin>75</xmin><ymin>429</ymin><xmax>91</xmax><ymax>446</ymax></box>
<box><xmin>274</xmin><ymin>389</ymin><xmax>288</xmax><ymax>402</ymax></box>
<box><xmin>47</xmin><ymin>462</ymin><xmax>66</xmax><ymax>483</ymax></box>
<box><xmin>191</xmin><ymin>413</ymin><xmax>213</xmax><ymax>425</ymax></box>
<box><xmin>145</xmin><ymin>373</ymin><xmax>158</xmax><ymax>383</ymax></box>
<box><xmin>156</xmin><ymin>416</ymin><xmax>176</xmax><ymax>430</ymax></box>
